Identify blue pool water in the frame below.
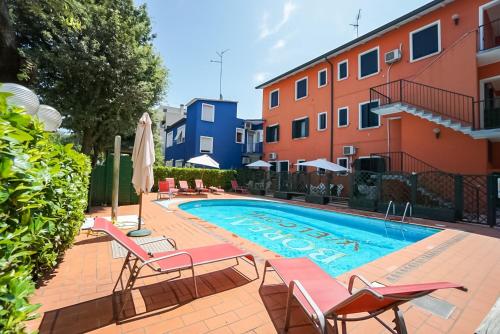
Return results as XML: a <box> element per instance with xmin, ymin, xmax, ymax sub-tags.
<box><xmin>179</xmin><ymin>199</ymin><xmax>439</xmax><ymax>277</ymax></box>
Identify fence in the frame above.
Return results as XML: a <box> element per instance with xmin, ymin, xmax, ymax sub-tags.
<box><xmin>349</xmin><ymin>170</ymin><xmax>497</xmax><ymax>226</ymax></box>
<box><xmin>235</xmin><ymin>170</ymin><xmax>350</xmax><ymax>199</ymax></box>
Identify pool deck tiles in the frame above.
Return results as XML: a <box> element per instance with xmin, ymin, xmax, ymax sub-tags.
<box><xmin>28</xmin><ymin>192</ymin><xmax>500</xmax><ymax>333</ymax></box>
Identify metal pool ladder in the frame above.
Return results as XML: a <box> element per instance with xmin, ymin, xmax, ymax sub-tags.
<box><xmin>383</xmin><ymin>201</ymin><xmax>411</xmax><ymax>240</ymax></box>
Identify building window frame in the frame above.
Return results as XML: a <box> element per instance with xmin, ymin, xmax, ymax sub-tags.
<box><xmin>358</xmin><ymin>100</ymin><xmax>381</xmax><ymax>130</ymax></box>
<box><xmin>337</xmin><ymin>59</ymin><xmax>348</xmax><ymax>81</ymax></box>
<box><xmin>409</xmin><ymin>20</ymin><xmax>441</xmax><ymax>63</ymax></box>
<box><xmin>266</xmin><ymin>123</ymin><xmax>280</xmax><ymax>143</ymax></box>
<box><xmin>292</xmin><ymin>116</ymin><xmax>309</xmax><ymax>139</ymax></box>
<box><xmin>235</xmin><ymin>128</ymin><xmax>245</xmax><ymax>144</ymax></box>
<box><xmin>269</xmin><ymin>88</ymin><xmax>280</xmax><ymax>109</ymax></box>
<box><xmin>318</xmin><ymin>68</ymin><xmax>328</xmax><ymax>88</ymax></box>
<box><xmin>358</xmin><ymin>46</ymin><xmax>380</xmax><ymax>80</ymax></box>
<box><xmin>295</xmin><ymin>76</ymin><xmax>308</xmax><ymax>100</ymax></box>
<box><xmin>337</xmin><ymin>106</ymin><xmax>349</xmax><ymax>128</ymax></box>
<box><xmin>175</xmin><ymin>125</ymin><xmax>185</xmax><ymax>144</ymax></box>
<box><xmin>199</xmin><ymin>136</ymin><xmax>214</xmax><ymax>154</ymax></box>
<box><xmin>166</xmin><ymin>131</ymin><xmax>173</xmax><ymax>147</ymax></box>
<box><xmin>201</xmin><ymin>103</ymin><xmax>215</xmax><ymax>122</ymax></box>
<box><xmin>317</xmin><ymin>112</ymin><xmax>327</xmax><ymax>131</ymax></box>
<box><xmin>296</xmin><ymin>159</ymin><xmax>306</xmax><ymax>172</ymax></box>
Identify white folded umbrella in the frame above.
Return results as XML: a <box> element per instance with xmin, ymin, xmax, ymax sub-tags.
<box><xmin>246</xmin><ymin>160</ymin><xmax>272</xmax><ymax>168</ymax></box>
<box><xmin>296</xmin><ymin>159</ymin><xmax>348</xmax><ymax>172</ymax></box>
<box><xmin>187</xmin><ymin>154</ymin><xmax>220</xmax><ymax>169</ymax></box>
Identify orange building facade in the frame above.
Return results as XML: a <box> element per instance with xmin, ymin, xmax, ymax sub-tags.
<box><xmin>257</xmin><ymin>0</ymin><xmax>500</xmax><ymax>175</ymax></box>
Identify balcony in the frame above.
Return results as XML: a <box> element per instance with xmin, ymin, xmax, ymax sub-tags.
<box><xmin>370</xmin><ymin>79</ymin><xmax>500</xmax><ymax>140</ymax></box>
<box><xmin>244</xmin><ymin>142</ymin><xmax>263</xmax><ymax>155</ymax></box>
<box><xmin>477</xmin><ymin>18</ymin><xmax>500</xmax><ymax>66</ymax></box>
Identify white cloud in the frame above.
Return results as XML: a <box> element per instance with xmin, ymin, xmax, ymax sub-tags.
<box><xmin>272</xmin><ymin>39</ymin><xmax>286</xmax><ymax>50</ymax></box>
<box><xmin>253</xmin><ymin>72</ymin><xmax>269</xmax><ymax>83</ymax></box>
<box><xmin>259</xmin><ymin>1</ymin><xmax>297</xmax><ymax>40</ymax></box>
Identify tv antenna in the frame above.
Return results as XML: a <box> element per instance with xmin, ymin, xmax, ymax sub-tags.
<box><xmin>210</xmin><ymin>49</ymin><xmax>229</xmax><ymax>100</ymax></box>
<box><xmin>350</xmin><ymin>9</ymin><xmax>361</xmax><ymax>37</ymax></box>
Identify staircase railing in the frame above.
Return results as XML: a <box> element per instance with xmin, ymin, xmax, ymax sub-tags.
<box><xmin>370</xmin><ymin>151</ymin><xmax>439</xmax><ymax>174</ymax></box>
<box><xmin>370</xmin><ymin>79</ymin><xmax>477</xmax><ymax>129</ymax></box>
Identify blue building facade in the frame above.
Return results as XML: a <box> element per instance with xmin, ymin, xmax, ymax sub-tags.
<box><xmin>165</xmin><ymin>98</ymin><xmax>263</xmax><ymax>169</ymax></box>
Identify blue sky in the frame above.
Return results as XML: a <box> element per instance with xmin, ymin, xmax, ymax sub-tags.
<box><xmin>137</xmin><ymin>0</ymin><xmax>429</xmax><ymax>119</ymax></box>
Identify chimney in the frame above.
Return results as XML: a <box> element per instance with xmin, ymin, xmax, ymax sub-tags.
<box><xmin>180</xmin><ymin>104</ymin><xmax>185</xmax><ymax>115</ymax></box>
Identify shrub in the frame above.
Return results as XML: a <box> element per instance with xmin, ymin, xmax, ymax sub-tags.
<box><xmin>0</xmin><ymin>92</ymin><xmax>91</xmax><ymax>333</ymax></box>
<box><xmin>153</xmin><ymin>166</ymin><xmax>237</xmax><ymax>191</ymax></box>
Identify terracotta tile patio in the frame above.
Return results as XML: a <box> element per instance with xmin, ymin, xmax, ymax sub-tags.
<box><xmin>28</xmin><ymin>193</ymin><xmax>500</xmax><ymax>333</ymax></box>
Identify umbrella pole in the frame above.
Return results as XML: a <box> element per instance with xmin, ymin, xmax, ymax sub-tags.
<box><xmin>127</xmin><ymin>191</ymin><xmax>151</xmax><ymax>237</ymax></box>
<box><xmin>138</xmin><ymin>191</ymin><xmax>143</xmax><ymax>229</ymax></box>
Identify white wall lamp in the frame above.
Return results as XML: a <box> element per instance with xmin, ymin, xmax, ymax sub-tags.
<box><xmin>433</xmin><ymin>127</ymin><xmax>441</xmax><ymax>139</ymax></box>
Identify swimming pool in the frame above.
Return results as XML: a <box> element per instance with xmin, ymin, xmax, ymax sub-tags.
<box><xmin>179</xmin><ymin>199</ymin><xmax>439</xmax><ymax>277</ymax></box>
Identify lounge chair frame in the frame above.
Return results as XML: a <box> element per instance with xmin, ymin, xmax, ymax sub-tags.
<box><xmin>261</xmin><ymin>260</ymin><xmax>466</xmax><ymax>334</ymax></box>
<box><xmin>92</xmin><ymin>219</ymin><xmax>259</xmax><ymax>319</ymax></box>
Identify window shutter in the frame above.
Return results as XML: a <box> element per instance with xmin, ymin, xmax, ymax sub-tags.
<box><xmin>361</xmin><ymin>104</ymin><xmax>368</xmax><ymax>128</ymax></box>
<box><xmin>304</xmin><ymin>118</ymin><xmax>309</xmax><ymax>137</ymax></box>
<box><xmin>266</xmin><ymin>127</ymin><xmax>271</xmax><ymax>142</ymax></box>
<box><xmin>291</xmin><ymin>120</ymin><xmax>297</xmax><ymax>139</ymax></box>
<box><xmin>276</xmin><ymin>125</ymin><xmax>280</xmax><ymax>141</ymax></box>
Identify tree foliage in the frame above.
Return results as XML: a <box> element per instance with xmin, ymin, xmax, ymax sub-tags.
<box><xmin>6</xmin><ymin>0</ymin><xmax>167</xmax><ymax>162</ymax></box>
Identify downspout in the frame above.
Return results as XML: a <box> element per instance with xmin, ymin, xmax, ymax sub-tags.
<box><xmin>325</xmin><ymin>57</ymin><xmax>334</xmax><ymax>161</ymax></box>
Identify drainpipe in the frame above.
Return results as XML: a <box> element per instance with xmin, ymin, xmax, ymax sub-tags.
<box><xmin>325</xmin><ymin>57</ymin><xmax>334</xmax><ymax>161</ymax></box>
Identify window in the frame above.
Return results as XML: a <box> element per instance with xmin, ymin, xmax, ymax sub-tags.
<box><xmin>338</xmin><ymin>60</ymin><xmax>348</xmax><ymax>80</ymax></box>
<box><xmin>297</xmin><ymin>159</ymin><xmax>306</xmax><ymax>172</ymax></box>
<box><xmin>318</xmin><ymin>69</ymin><xmax>327</xmax><ymax>87</ymax></box>
<box><xmin>317</xmin><ymin>112</ymin><xmax>327</xmax><ymax>131</ymax></box>
<box><xmin>292</xmin><ymin>117</ymin><xmax>309</xmax><ymax>139</ymax></box>
<box><xmin>295</xmin><ymin>77</ymin><xmax>308</xmax><ymax>100</ymax></box>
<box><xmin>338</xmin><ymin>107</ymin><xmax>349</xmax><ymax>127</ymax></box>
<box><xmin>337</xmin><ymin>157</ymin><xmax>349</xmax><ymax>169</ymax></box>
<box><xmin>165</xmin><ymin>159</ymin><xmax>173</xmax><ymax>167</ymax></box>
<box><xmin>358</xmin><ymin>47</ymin><xmax>379</xmax><ymax>79</ymax></box>
<box><xmin>266</xmin><ymin>124</ymin><xmax>279</xmax><ymax>143</ymax></box>
<box><xmin>175</xmin><ymin>159</ymin><xmax>184</xmax><ymax>167</ymax></box>
<box><xmin>199</xmin><ymin>136</ymin><xmax>213</xmax><ymax>153</ymax></box>
<box><xmin>166</xmin><ymin>131</ymin><xmax>173</xmax><ymax>147</ymax></box>
<box><xmin>235</xmin><ymin>128</ymin><xmax>245</xmax><ymax>144</ymax></box>
<box><xmin>269</xmin><ymin>89</ymin><xmax>279</xmax><ymax>108</ymax></box>
<box><xmin>359</xmin><ymin>101</ymin><xmax>380</xmax><ymax>129</ymax></box>
<box><xmin>175</xmin><ymin>125</ymin><xmax>185</xmax><ymax>144</ymax></box>
<box><xmin>201</xmin><ymin>103</ymin><xmax>215</xmax><ymax>122</ymax></box>
<box><xmin>256</xmin><ymin>129</ymin><xmax>263</xmax><ymax>142</ymax></box>
<box><xmin>410</xmin><ymin>21</ymin><xmax>441</xmax><ymax>62</ymax></box>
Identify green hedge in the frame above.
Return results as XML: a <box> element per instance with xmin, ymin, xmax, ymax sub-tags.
<box><xmin>0</xmin><ymin>93</ymin><xmax>91</xmax><ymax>333</ymax></box>
<box><xmin>153</xmin><ymin>166</ymin><xmax>237</xmax><ymax>191</ymax></box>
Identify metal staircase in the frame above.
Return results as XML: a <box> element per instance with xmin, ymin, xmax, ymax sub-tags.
<box><xmin>369</xmin><ymin>79</ymin><xmax>500</xmax><ymax>140</ymax></box>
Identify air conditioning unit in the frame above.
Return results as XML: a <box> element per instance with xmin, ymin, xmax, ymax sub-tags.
<box><xmin>384</xmin><ymin>49</ymin><xmax>402</xmax><ymax>64</ymax></box>
<box><xmin>242</xmin><ymin>157</ymin><xmax>251</xmax><ymax>164</ymax></box>
<box><xmin>268</xmin><ymin>152</ymin><xmax>277</xmax><ymax>160</ymax></box>
<box><xmin>343</xmin><ymin>146</ymin><xmax>356</xmax><ymax>156</ymax></box>
<box><xmin>244</xmin><ymin>122</ymin><xmax>252</xmax><ymax>130</ymax></box>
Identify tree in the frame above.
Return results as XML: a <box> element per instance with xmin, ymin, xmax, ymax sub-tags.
<box><xmin>7</xmin><ymin>0</ymin><xmax>167</xmax><ymax>163</ymax></box>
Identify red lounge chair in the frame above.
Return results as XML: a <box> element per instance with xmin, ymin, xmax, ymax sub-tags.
<box><xmin>165</xmin><ymin>177</ymin><xmax>179</xmax><ymax>194</ymax></box>
<box><xmin>209</xmin><ymin>185</ymin><xmax>225</xmax><ymax>193</ymax></box>
<box><xmin>178</xmin><ymin>180</ymin><xmax>195</xmax><ymax>194</ymax></box>
<box><xmin>92</xmin><ymin>218</ymin><xmax>259</xmax><ymax>316</ymax></box>
<box><xmin>261</xmin><ymin>258</ymin><xmax>466</xmax><ymax>334</ymax></box>
<box><xmin>194</xmin><ymin>179</ymin><xmax>210</xmax><ymax>193</ymax></box>
<box><xmin>157</xmin><ymin>180</ymin><xmax>173</xmax><ymax>200</ymax></box>
<box><xmin>231</xmin><ymin>179</ymin><xmax>248</xmax><ymax>193</ymax></box>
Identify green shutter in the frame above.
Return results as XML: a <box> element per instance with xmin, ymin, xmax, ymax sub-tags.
<box><xmin>305</xmin><ymin>118</ymin><xmax>309</xmax><ymax>137</ymax></box>
<box><xmin>291</xmin><ymin>120</ymin><xmax>297</xmax><ymax>139</ymax></box>
<box><xmin>266</xmin><ymin>126</ymin><xmax>271</xmax><ymax>143</ymax></box>
<box><xmin>276</xmin><ymin>125</ymin><xmax>280</xmax><ymax>141</ymax></box>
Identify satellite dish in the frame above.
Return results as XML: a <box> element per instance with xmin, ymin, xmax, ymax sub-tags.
<box><xmin>1</xmin><ymin>83</ymin><xmax>40</xmax><ymax>115</ymax></box>
<box><xmin>37</xmin><ymin>105</ymin><xmax>62</xmax><ymax>132</ymax></box>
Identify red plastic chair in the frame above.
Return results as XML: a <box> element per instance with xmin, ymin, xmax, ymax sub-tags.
<box><xmin>261</xmin><ymin>257</ymin><xmax>467</xmax><ymax>334</ymax></box>
<box><xmin>157</xmin><ymin>180</ymin><xmax>172</xmax><ymax>200</ymax></box>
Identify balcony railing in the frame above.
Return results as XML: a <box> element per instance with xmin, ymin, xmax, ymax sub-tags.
<box><xmin>478</xmin><ymin>18</ymin><xmax>500</xmax><ymax>52</ymax></box>
<box><xmin>476</xmin><ymin>98</ymin><xmax>500</xmax><ymax>129</ymax></box>
<box><xmin>370</xmin><ymin>79</ymin><xmax>477</xmax><ymax>129</ymax></box>
<box><xmin>244</xmin><ymin>142</ymin><xmax>263</xmax><ymax>154</ymax></box>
